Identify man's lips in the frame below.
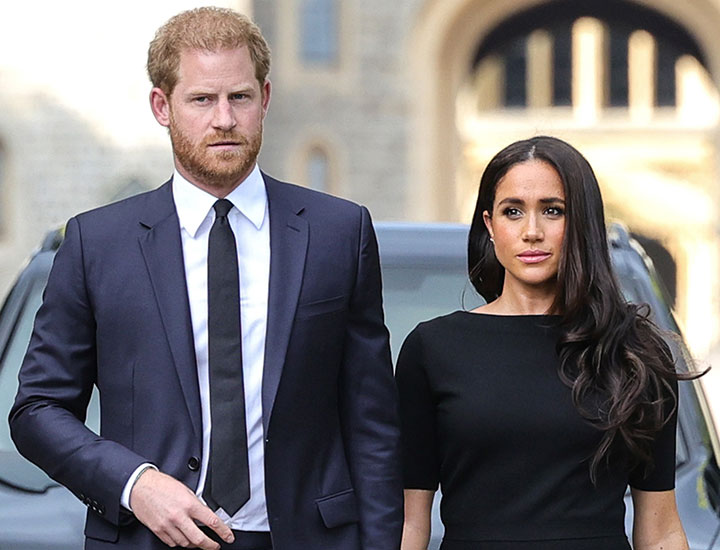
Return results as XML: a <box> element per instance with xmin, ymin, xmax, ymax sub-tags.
<box><xmin>208</xmin><ymin>141</ymin><xmax>242</xmax><ymax>148</ymax></box>
<box><xmin>517</xmin><ymin>250</ymin><xmax>551</xmax><ymax>264</ymax></box>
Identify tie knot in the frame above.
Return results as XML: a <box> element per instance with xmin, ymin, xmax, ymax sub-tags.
<box><xmin>213</xmin><ymin>199</ymin><xmax>234</xmax><ymax>218</ymax></box>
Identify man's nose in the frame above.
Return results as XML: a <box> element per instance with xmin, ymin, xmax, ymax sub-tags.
<box><xmin>212</xmin><ymin>99</ymin><xmax>237</xmax><ymax>131</ymax></box>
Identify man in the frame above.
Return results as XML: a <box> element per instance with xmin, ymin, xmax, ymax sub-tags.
<box><xmin>9</xmin><ymin>8</ymin><xmax>402</xmax><ymax>550</ymax></box>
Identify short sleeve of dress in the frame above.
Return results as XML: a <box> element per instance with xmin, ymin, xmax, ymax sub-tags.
<box><xmin>629</xmin><ymin>379</ymin><xmax>679</xmax><ymax>491</ymax></box>
<box><xmin>395</xmin><ymin>326</ymin><xmax>440</xmax><ymax>490</ymax></box>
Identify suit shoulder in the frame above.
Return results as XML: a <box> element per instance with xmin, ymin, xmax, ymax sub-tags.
<box><xmin>74</xmin><ymin>183</ymin><xmax>171</xmax><ymax>222</ymax></box>
<box><xmin>264</xmin><ymin>174</ymin><xmax>364</xmax><ymax>214</ymax></box>
<box><xmin>68</xmin><ymin>183</ymin><xmax>173</xmax><ymax>245</ymax></box>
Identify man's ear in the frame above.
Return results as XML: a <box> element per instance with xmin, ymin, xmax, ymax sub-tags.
<box><xmin>150</xmin><ymin>87</ymin><xmax>171</xmax><ymax>128</ymax></box>
<box><xmin>261</xmin><ymin>79</ymin><xmax>272</xmax><ymax>118</ymax></box>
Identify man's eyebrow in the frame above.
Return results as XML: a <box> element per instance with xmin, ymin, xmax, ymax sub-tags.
<box><xmin>184</xmin><ymin>89</ymin><xmax>216</xmax><ymax>96</ymax></box>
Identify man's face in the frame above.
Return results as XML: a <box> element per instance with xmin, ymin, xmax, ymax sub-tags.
<box><xmin>150</xmin><ymin>46</ymin><xmax>271</xmax><ymax>196</ymax></box>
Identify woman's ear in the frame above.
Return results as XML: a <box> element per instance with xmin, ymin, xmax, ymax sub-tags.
<box><xmin>483</xmin><ymin>210</ymin><xmax>494</xmax><ymax>241</ymax></box>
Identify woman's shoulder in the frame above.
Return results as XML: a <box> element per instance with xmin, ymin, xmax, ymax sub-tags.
<box><xmin>413</xmin><ymin>310</ymin><xmax>560</xmax><ymax>329</ymax></box>
<box><xmin>405</xmin><ymin>310</ymin><xmax>516</xmax><ymax>344</ymax></box>
<box><xmin>399</xmin><ymin>311</ymin><xmax>465</xmax><ymax>351</ymax></box>
<box><xmin>410</xmin><ymin>310</ymin><xmax>474</xmax><ymax>334</ymax></box>
<box><xmin>411</xmin><ymin>309</ymin><xmax>556</xmax><ymax>329</ymax></box>
<box><xmin>405</xmin><ymin>311</ymin><xmax>562</xmax><ymax>354</ymax></box>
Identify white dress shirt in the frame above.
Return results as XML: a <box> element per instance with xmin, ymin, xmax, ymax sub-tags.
<box><xmin>121</xmin><ymin>165</ymin><xmax>270</xmax><ymax>531</ymax></box>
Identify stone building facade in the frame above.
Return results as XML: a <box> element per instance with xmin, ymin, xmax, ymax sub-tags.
<box><xmin>2</xmin><ymin>0</ymin><xmax>720</xmax><ymax>361</ymax></box>
<box><xmin>255</xmin><ymin>0</ymin><xmax>720</xmax><ymax>360</ymax></box>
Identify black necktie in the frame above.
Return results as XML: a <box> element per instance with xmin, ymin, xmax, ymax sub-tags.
<box><xmin>204</xmin><ymin>198</ymin><xmax>250</xmax><ymax>516</ymax></box>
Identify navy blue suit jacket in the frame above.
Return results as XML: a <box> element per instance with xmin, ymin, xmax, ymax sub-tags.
<box><xmin>10</xmin><ymin>175</ymin><xmax>403</xmax><ymax>549</ymax></box>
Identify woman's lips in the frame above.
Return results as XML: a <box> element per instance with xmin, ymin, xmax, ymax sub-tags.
<box><xmin>517</xmin><ymin>250</ymin><xmax>551</xmax><ymax>264</ymax></box>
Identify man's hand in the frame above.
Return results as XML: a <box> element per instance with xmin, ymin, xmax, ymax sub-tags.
<box><xmin>130</xmin><ymin>469</ymin><xmax>234</xmax><ymax>549</ymax></box>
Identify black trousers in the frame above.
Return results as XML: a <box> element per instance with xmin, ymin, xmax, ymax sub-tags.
<box><xmin>199</xmin><ymin>527</ymin><xmax>272</xmax><ymax>550</ymax></box>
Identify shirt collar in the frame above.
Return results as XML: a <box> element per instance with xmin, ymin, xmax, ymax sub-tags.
<box><xmin>172</xmin><ymin>164</ymin><xmax>267</xmax><ymax>237</ymax></box>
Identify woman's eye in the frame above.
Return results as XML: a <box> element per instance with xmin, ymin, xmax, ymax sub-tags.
<box><xmin>502</xmin><ymin>207</ymin><xmax>522</xmax><ymax>218</ymax></box>
<box><xmin>545</xmin><ymin>206</ymin><xmax>565</xmax><ymax>216</ymax></box>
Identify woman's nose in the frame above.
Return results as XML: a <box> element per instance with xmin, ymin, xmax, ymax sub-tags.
<box><xmin>522</xmin><ymin>215</ymin><xmax>544</xmax><ymax>242</ymax></box>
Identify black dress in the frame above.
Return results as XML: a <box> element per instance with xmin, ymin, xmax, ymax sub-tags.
<box><xmin>395</xmin><ymin>312</ymin><xmax>677</xmax><ymax>550</ymax></box>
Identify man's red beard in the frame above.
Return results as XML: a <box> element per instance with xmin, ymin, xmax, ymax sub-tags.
<box><xmin>169</xmin><ymin>113</ymin><xmax>263</xmax><ymax>191</ymax></box>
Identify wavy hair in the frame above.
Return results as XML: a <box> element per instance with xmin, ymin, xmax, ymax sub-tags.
<box><xmin>468</xmin><ymin>136</ymin><xmax>694</xmax><ymax>479</ymax></box>
<box><xmin>147</xmin><ymin>7</ymin><xmax>271</xmax><ymax>96</ymax></box>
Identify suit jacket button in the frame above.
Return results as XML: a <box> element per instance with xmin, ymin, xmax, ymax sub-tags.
<box><xmin>187</xmin><ymin>456</ymin><xmax>200</xmax><ymax>471</ymax></box>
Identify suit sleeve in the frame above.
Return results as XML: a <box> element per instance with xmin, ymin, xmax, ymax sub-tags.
<box><xmin>9</xmin><ymin>217</ymin><xmax>148</xmax><ymax>526</ymax></box>
<box><xmin>339</xmin><ymin>206</ymin><xmax>403</xmax><ymax>550</ymax></box>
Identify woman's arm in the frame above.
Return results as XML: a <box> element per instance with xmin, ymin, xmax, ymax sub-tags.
<box><xmin>631</xmin><ymin>488</ymin><xmax>688</xmax><ymax>550</ymax></box>
<box><xmin>401</xmin><ymin>489</ymin><xmax>435</xmax><ymax>550</ymax></box>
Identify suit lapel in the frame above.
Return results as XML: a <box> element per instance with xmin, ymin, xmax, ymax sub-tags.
<box><xmin>137</xmin><ymin>182</ymin><xmax>202</xmax><ymax>440</ymax></box>
<box><xmin>262</xmin><ymin>176</ymin><xmax>308</xmax><ymax>433</ymax></box>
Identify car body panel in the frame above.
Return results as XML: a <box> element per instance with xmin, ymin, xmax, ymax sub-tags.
<box><xmin>0</xmin><ymin>223</ymin><xmax>718</xmax><ymax>548</ymax></box>
<box><xmin>376</xmin><ymin>222</ymin><xmax>720</xmax><ymax>550</ymax></box>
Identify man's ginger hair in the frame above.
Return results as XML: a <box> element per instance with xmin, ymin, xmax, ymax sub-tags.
<box><xmin>147</xmin><ymin>7</ymin><xmax>271</xmax><ymax>95</ymax></box>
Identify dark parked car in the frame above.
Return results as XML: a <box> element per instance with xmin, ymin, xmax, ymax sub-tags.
<box><xmin>375</xmin><ymin>221</ymin><xmax>720</xmax><ymax>550</ymax></box>
<box><xmin>1</xmin><ymin>223</ymin><xmax>719</xmax><ymax>548</ymax></box>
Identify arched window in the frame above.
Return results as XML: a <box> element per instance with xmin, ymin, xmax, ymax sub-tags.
<box><xmin>505</xmin><ymin>36</ymin><xmax>527</xmax><ymax>107</ymax></box>
<box><xmin>552</xmin><ymin>22</ymin><xmax>573</xmax><ymax>106</ymax></box>
<box><xmin>609</xmin><ymin>27</ymin><xmax>630</xmax><ymax>106</ymax></box>
<box><xmin>307</xmin><ymin>147</ymin><xmax>330</xmax><ymax>192</ymax></box>
<box><xmin>468</xmin><ymin>0</ymin><xmax>705</xmax><ymax>112</ymax></box>
<box><xmin>300</xmin><ymin>0</ymin><xmax>338</xmax><ymax>65</ymax></box>
<box><xmin>657</xmin><ymin>40</ymin><xmax>678</xmax><ymax>106</ymax></box>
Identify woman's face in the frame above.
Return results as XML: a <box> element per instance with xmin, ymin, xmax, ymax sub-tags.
<box><xmin>483</xmin><ymin>160</ymin><xmax>566</xmax><ymax>296</ymax></box>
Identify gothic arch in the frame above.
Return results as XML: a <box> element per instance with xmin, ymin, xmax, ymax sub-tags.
<box><xmin>289</xmin><ymin>133</ymin><xmax>344</xmax><ymax>197</ymax></box>
<box><xmin>406</xmin><ymin>0</ymin><xmax>720</xmax><ymax>220</ymax></box>
<box><xmin>406</xmin><ymin>0</ymin><xmax>720</xmax><ymax>355</ymax></box>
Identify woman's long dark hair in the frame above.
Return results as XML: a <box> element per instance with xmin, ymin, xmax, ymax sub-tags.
<box><xmin>468</xmin><ymin>136</ymin><xmax>694</xmax><ymax>479</ymax></box>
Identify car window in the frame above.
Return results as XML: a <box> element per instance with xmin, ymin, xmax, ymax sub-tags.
<box><xmin>0</xmin><ymin>262</ymin><xmax>100</xmax><ymax>492</ymax></box>
<box><xmin>382</xmin><ymin>265</ymin><xmax>482</xmax><ymax>362</ymax></box>
<box><xmin>0</xmin><ymin>276</ymin><xmax>46</xmax><ymax>453</ymax></box>
<box><xmin>0</xmin><ymin>274</ymin><xmax>55</xmax><ymax>492</ymax></box>
<box><xmin>379</xmin><ymin>236</ymin><xmax>704</xmax><ymax>475</ymax></box>
<box><xmin>611</xmin><ymin>243</ymin><xmax>718</xmax><ymax>468</ymax></box>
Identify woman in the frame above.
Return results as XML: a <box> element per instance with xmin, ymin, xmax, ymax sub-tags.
<box><xmin>396</xmin><ymin>136</ymin><xmax>692</xmax><ymax>550</ymax></box>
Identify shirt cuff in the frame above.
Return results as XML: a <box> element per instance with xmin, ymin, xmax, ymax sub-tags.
<box><xmin>121</xmin><ymin>463</ymin><xmax>158</xmax><ymax>512</ymax></box>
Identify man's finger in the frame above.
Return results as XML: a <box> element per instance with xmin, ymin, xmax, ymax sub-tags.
<box><xmin>181</xmin><ymin>527</ymin><xmax>220</xmax><ymax>550</ymax></box>
<box><xmin>165</xmin><ymin>524</ymin><xmax>192</xmax><ymax>548</ymax></box>
<box><xmin>191</xmin><ymin>504</ymin><xmax>234</xmax><ymax>544</ymax></box>
<box><xmin>182</xmin><ymin>526</ymin><xmax>218</xmax><ymax>550</ymax></box>
<box><xmin>175</xmin><ymin>516</ymin><xmax>222</xmax><ymax>550</ymax></box>
<box><xmin>153</xmin><ymin>525</ymin><xmax>182</xmax><ymax>548</ymax></box>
